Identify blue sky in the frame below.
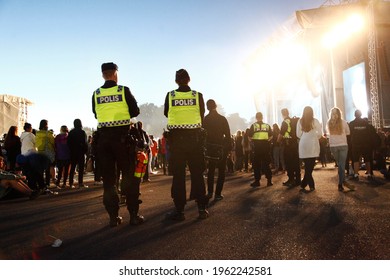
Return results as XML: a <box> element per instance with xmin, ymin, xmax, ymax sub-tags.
<box><xmin>0</xmin><ymin>0</ymin><xmax>325</xmax><ymax>133</ymax></box>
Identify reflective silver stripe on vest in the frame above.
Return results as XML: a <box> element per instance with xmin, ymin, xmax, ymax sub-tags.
<box><xmin>167</xmin><ymin>123</ymin><xmax>202</xmax><ymax>129</ymax></box>
<box><xmin>98</xmin><ymin>119</ymin><xmax>131</xmax><ymax>128</ymax></box>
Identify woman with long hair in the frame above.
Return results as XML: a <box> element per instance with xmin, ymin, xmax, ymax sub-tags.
<box><xmin>326</xmin><ymin>107</ymin><xmax>350</xmax><ymax>191</ymax></box>
<box><xmin>4</xmin><ymin>126</ymin><xmax>21</xmax><ymax>171</ymax></box>
<box><xmin>296</xmin><ymin>106</ymin><xmax>322</xmax><ymax>191</ymax></box>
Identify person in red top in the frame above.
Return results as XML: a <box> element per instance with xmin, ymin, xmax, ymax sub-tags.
<box><xmin>150</xmin><ymin>135</ymin><xmax>158</xmax><ymax>171</ymax></box>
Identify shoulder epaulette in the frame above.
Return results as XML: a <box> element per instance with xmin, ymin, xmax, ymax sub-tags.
<box><xmin>117</xmin><ymin>85</ymin><xmax>123</xmax><ymax>92</ymax></box>
<box><xmin>170</xmin><ymin>90</ymin><xmax>176</xmax><ymax>97</ymax></box>
<box><xmin>95</xmin><ymin>88</ymin><xmax>101</xmax><ymax>95</ymax></box>
<box><xmin>192</xmin><ymin>90</ymin><xmax>197</xmax><ymax>97</ymax></box>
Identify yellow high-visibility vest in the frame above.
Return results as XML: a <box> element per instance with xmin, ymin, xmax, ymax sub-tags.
<box><xmin>94</xmin><ymin>85</ymin><xmax>131</xmax><ymax>128</ymax></box>
<box><xmin>167</xmin><ymin>90</ymin><xmax>201</xmax><ymax>129</ymax></box>
<box><xmin>252</xmin><ymin>123</ymin><xmax>270</xmax><ymax>140</ymax></box>
<box><xmin>283</xmin><ymin>119</ymin><xmax>292</xmax><ymax>138</ymax></box>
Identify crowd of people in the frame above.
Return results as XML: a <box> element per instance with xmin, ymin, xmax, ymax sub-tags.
<box><xmin>1</xmin><ymin>63</ymin><xmax>390</xmax><ymax>228</ymax></box>
<box><xmin>1</xmin><ymin>107</ymin><xmax>389</xmax><ymax>199</ymax></box>
<box><xmin>0</xmin><ymin>119</ymin><xmax>90</xmax><ymax>198</ymax></box>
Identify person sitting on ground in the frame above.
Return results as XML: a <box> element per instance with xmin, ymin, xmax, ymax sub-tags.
<box><xmin>16</xmin><ymin>153</ymin><xmax>54</xmax><ymax>195</ymax></box>
<box><xmin>0</xmin><ymin>169</ymin><xmax>38</xmax><ymax>200</ymax></box>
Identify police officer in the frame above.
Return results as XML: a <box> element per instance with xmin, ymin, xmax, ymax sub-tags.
<box><xmin>92</xmin><ymin>62</ymin><xmax>144</xmax><ymax>227</ymax></box>
<box><xmin>278</xmin><ymin>108</ymin><xmax>301</xmax><ymax>187</ymax></box>
<box><xmin>248</xmin><ymin>112</ymin><xmax>273</xmax><ymax>187</ymax></box>
<box><xmin>164</xmin><ymin>69</ymin><xmax>209</xmax><ymax>221</ymax></box>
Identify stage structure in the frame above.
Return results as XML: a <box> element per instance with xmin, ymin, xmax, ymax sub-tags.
<box><xmin>249</xmin><ymin>0</ymin><xmax>390</xmax><ymax>128</ymax></box>
<box><xmin>0</xmin><ymin>95</ymin><xmax>33</xmax><ymax>136</ymax></box>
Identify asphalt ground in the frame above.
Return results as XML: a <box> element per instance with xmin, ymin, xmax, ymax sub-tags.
<box><xmin>1</xmin><ymin>166</ymin><xmax>390</xmax><ymax>260</ymax></box>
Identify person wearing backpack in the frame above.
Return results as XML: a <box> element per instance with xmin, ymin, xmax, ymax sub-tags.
<box><xmin>278</xmin><ymin>108</ymin><xmax>301</xmax><ymax>188</ymax></box>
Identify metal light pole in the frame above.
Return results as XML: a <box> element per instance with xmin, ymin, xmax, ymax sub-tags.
<box><xmin>367</xmin><ymin>0</ymin><xmax>381</xmax><ymax>128</ymax></box>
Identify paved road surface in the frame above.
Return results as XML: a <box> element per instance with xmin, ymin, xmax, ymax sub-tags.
<box><xmin>1</xmin><ymin>166</ymin><xmax>389</xmax><ymax>260</ymax></box>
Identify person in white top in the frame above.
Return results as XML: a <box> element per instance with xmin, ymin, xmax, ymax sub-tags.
<box><xmin>20</xmin><ymin>123</ymin><xmax>36</xmax><ymax>155</ymax></box>
<box><xmin>326</xmin><ymin>107</ymin><xmax>350</xmax><ymax>191</ymax></box>
<box><xmin>296</xmin><ymin>106</ymin><xmax>322</xmax><ymax>191</ymax></box>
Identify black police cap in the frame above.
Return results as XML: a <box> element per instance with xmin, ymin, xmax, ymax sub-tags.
<box><xmin>101</xmin><ymin>62</ymin><xmax>118</xmax><ymax>72</ymax></box>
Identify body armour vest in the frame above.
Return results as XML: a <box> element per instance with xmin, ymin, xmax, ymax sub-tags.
<box><xmin>283</xmin><ymin>119</ymin><xmax>292</xmax><ymax>138</ymax></box>
<box><xmin>167</xmin><ymin>90</ymin><xmax>201</xmax><ymax>129</ymax></box>
<box><xmin>252</xmin><ymin>123</ymin><xmax>270</xmax><ymax>140</ymax></box>
<box><xmin>94</xmin><ymin>85</ymin><xmax>131</xmax><ymax>128</ymax></box>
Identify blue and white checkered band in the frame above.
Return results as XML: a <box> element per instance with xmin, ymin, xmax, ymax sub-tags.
<box><xmin>98</xmin><ymin>119</ymin><xmax>131</xmax><ymax>128</ymax></box>
<box><xmin>167</xmin><ymin>123</ymin><xmax>202</xmax><ymax>129</ymax></box>
<box><xmin>171</xmin><ymin>98</ymin><xmax>197</xmax><ymax>106</ymax></box>
<box><xmin>97</xmin><ymin>94</ymin><xmax>123</xmax><ymax>104</ymax></box>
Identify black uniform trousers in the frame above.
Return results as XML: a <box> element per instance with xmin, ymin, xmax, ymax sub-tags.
<box><xmin>207</xmin><ymin>152</ymin><xmax>227</xmax><ymax>196</ymax></box>
<box><xmin>169</xmin><ymin>129</ymin><xmax>208</xmax><ymax>212</ymax></box>
<box><xmin>252</xmin><ymin>140</ymin><xmax>272</xmax><ymax>182</ymax></box>
<box><xmin>98</xmin><ymin>126</ymin><xmax>140</xmax><ymax>217</ymax></box>
<box><xmin>283</xmin><ymin>141</ymin><xmax>301</xmax><ymax>184</ymax></box>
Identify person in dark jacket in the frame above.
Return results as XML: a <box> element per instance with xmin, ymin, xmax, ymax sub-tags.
<box><xmin>67</xmin><ymin>119</ymin><xmax>88</xmax><ymax>188</ymax></box>
<box><xmin>203</xmin><ymin>99</ymin><xmax>231</xmax><ymax>201</ymax></box>
<box><xmin>163</xmin><ymin>69</ymin><xmax>209</xmax><ymax>221</ymax></box>
<box><xmin>4</xmin><ymin>126</ymin><xmax>21</xmax><ymax>172</ymax></box>
<box><xmin>92</xmin><ymin>62</ymin><xmax>143</xmax><ymax>227</ymax></box>
<box><xmin>55</xmin><ymin>125</ymin><xmax>71</xmax><ymax>188</ymax></box>
<box><xmin>349</xmin><ymin>110</ymin><xmax>376</xmax><ymax>181</ymax></box>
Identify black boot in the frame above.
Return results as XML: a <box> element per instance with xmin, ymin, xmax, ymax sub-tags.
<box><xmin>109</xmin><ymin>215</ymin><xmax>123</xmax><ymax>227</ymax></box>
<box><xmin>197</xmin><ymin>204</ymin><xmax>209</xmax><ymax>220</ymax></box>
<box><xmin>127</xmin><ymin>196</ymin><xmax>144</xmax><ymax>225</ymax></box>
<box><xmin>166</xmin><ymin>209</ymin><xmax>185</xmax><ymax>221</ymax></box>
<box><xmin>129</xmin><ymin>211</ymin><xmax>144</xmax><ymax>225</ymax></box>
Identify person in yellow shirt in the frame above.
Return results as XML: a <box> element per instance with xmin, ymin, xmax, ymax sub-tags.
<box><xmin>35</xmin><ymin>119</ymin><xmax>55</xmax><ymax>188</ymax></box>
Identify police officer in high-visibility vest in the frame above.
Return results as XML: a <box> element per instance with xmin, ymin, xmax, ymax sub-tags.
<box><xmin>278</xmin><ymin>108</ymin><xmax>301</xmax><ymax>188</ymax></box>
<box><xmin>92</xmin><ymin>62</ymin><xmax>144</xmax><ymax>227</ymax></box>
<box><xmin>164</xmin><ymin>69</ymin><xmax>209</xmax><ymax>221</ymax></box>
<box><xmin>248</xmin><ymin>112</ymin><xmax>273</xmax><ymax>187</ymax></box>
